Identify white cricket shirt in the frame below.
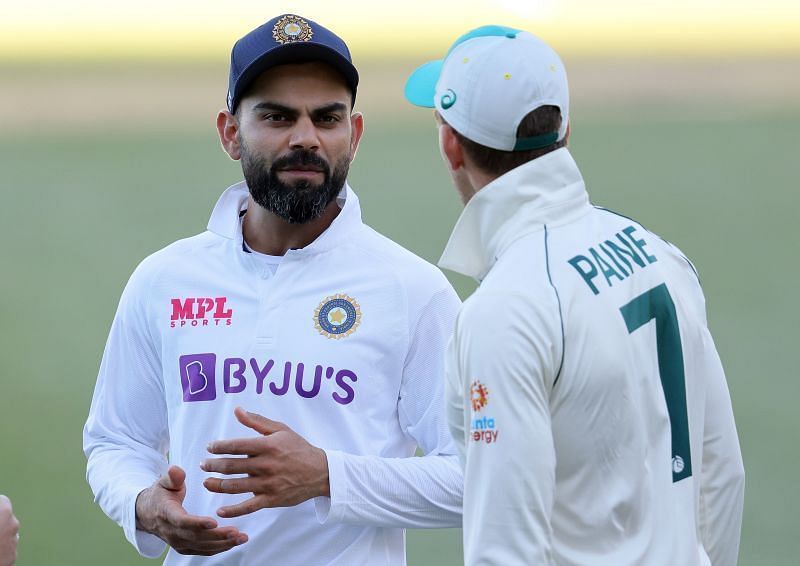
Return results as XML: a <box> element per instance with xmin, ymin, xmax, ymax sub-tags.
<box><xmin>441</xmin><ymin>149</ymin><xmax>745</xmax><ymax>566</ymax></box>
<box><xmin>84</xmin><ymin>182</ymin><xmax>463</xmax><ymax>565</ymax></box>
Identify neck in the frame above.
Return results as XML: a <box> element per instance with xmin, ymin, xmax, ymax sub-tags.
<box><xmin>457</xmin><ymin>163</ymin><xmax>498</xmax><ymax>204</ymax></box>
<box><xmin>242</xmin><ymin>196</ymin><xmax>341</xmax><ymax>255</ymax></box>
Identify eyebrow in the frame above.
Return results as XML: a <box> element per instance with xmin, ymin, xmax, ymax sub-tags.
<box><xmin>251</xmin><ymin>101</ymin><xmax>349</xmax><ymax>119</ymax></box>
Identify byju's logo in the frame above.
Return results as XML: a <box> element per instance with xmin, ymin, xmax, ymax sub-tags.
<box><xmin>179</xmin><ymin>353</ymin><xmax>217</xmax><ymax>402</ymax></box>
<box><xmin>170</xmin><ymin>297</ymin><xmax>233</xmax><ymax>328</ymax></box>
<box><xmin>177</xmin><ymin>353</ymin><xmax>359</xmax><ymax>405</ymax></box>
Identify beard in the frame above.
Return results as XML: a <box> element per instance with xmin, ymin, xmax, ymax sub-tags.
<box><xmin>240</xmin><ymin>142</ymin><xmax>351</xmax><ymax>224</ymax></box>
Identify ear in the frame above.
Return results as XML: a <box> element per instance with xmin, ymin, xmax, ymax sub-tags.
<box><xmin>439</xmin><ymin>124</ymin><xmax>465</xmax><ymax>172</ymax></box>
<box><xmin>349</xmin><ymin>112</ymin><xmax>365</xmax><ymax>161</ymax></box>
<box><xmin>216</xmin><ymin>110</ymin><xmax>241</xmax><ymax>161</ymax></box>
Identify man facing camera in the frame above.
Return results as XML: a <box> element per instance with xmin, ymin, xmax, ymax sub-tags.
<box><xmin>84</xmin><ymin>14</ymin><xmax>462</xmax><ymax>565</ymax></box>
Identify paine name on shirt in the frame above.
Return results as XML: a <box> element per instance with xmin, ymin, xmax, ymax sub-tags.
<box><xmin>568</xmin><ymin>224</ymin><xmax>658</xmax><ymax>295</ymax></box>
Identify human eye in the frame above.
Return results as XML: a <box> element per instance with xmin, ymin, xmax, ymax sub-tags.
<box><xmin>316</xmin><ymin>114</ymin><xmax>341</xmax><ymax>126</ymax></box>
<box><xmin>263</xmin><ymin>113</ymin><xmax>289</xmax><ymax>123</ymax></box>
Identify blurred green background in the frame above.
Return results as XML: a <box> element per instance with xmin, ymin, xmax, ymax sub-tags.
<box><xmin>1</xmin><ymin>2</ymin><xmax>799</xmax><ymax>565</ymax></box>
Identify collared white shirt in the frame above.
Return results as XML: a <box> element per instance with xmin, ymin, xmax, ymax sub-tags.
<box><xmin>84</xmin><ymin>182</ymin><xmax>463</xmax><ymax>565</ymax></box>
<box><xmin>442</xmin><ymin>148</ymin><xmax>744</xmax><ymax>566</ymax></box>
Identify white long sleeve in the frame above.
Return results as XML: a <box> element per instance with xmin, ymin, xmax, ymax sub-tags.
<box><xmin>318</xmin><ymin>287</ymin><xmax>463</xmax><ymax>527</ymax></box>
<box><xmin>83</xmin><ymin>262</ymin><xmax>169</xmax><ymax>557</ymax></box>
<box><xmin>447</xmin><ymin>291</ymin><xmax>561</xmax><ymax>565</ymax></box>
<box><xmin>697</xmin><ymin>329</ymin><xmax>745</xmax><ymax>566</ymax></box>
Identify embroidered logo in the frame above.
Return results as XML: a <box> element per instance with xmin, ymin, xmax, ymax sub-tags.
<box><xmin>469</xmin><ymin>380</ymin><xmax>499</xmax><ymax>444</ymax></box>
<box><xmin>272</xmin><ymin>15</ymin><xmax>313</xmax><ymax>44</ymax></box>
<box><xmin>440</xmin><ymin>89</ymin><xmax>457</xmax><ymax>109</ymax></box>
<box><xmin>470</xmin><ymin>380</ymin><xmax>490</xmax><ymax>412</ymax></box>
<box><xmin>170</xmin><ymin>297</ymin><xmax>233</xmax><ymax>328</ymax></box>
<box><xmin>314</xmin><ymin>294</ymin><xmax>361</xmax><ymax>339</ymax></box>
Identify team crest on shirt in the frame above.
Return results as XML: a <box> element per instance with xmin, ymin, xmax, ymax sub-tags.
<box><xmin>314</xmin><ymin>294</ymin><xmax>361</xmax><ymax>339</ymax></box>
<box><xmin>273</xmin><ymin>15</ymin><xmax>313</xmax><ymax>44</ymax></box>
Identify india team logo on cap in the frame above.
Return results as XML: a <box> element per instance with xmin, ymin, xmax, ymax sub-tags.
<box><xmin>273</xmin><ymin>14</ymin><xmax>313</xmax><ymax>44</ymax></box>
<box><xmin>314</xmin><ymin>294</ymin><xmax>361</xmax><ymax>339</ymax></box>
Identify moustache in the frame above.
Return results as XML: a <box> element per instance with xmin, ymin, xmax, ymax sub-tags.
<box><xmin>272</xmin><ymin>151</ymin><xmax>331</xmax><ymax>174</ymax></box>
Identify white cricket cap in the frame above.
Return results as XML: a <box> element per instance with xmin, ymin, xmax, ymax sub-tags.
<box><xmin>404</xmin><ymin>25</ymin><xmax>569</xmax><ymax>151</ymax></box>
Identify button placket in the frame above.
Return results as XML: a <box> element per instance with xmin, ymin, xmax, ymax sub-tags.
<box><xmin>255</xmin><ymin>271</ymin><xmax>278</xmax><ymax>347</ymax></box>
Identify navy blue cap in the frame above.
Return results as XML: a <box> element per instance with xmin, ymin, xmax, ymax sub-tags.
<box><xmin>227</xmin><ymin>14</ymin><xmax>359</xmax><ymax>113</ymax></box>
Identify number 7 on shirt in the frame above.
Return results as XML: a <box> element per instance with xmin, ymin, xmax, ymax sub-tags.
<box><xmin>620</xmin><ymin>283</ymin><xmax>692</xmax><ymax>483</ymax></box>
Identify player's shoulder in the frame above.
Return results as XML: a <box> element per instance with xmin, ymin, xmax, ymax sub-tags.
<box><xmin>124</xmin><ymin>231</ymin><xmax>220</xmax><ymax>291</ymax></box>
<box><xmin>487</xmin><ymin>226</ymin><xmax>554</xmax><ymax>291</ymax></box>
<box><xmin>463</xmin><ymin>229</ymin><xmax>562</xmax><ymax>330</ymax></box>
<box><xmin>590</xmin><ymin>206</ymin><xmax>702</xmax><ymax>283</ymax></box>
<box><xmin>351</xmin><ymin>224</ymin><xmax>455</xmax><ymax>294</ymax></box>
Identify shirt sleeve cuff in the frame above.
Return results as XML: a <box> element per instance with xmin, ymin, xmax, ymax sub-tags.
<box><xmin>314</xmin><ymin>448</ymin><xmax>347</xmax><ymax>525</ymax></box>
<box><xmin>123</xmin><ymin>481</ymin><xmax>167</xmax><ymax>558</ymax></box>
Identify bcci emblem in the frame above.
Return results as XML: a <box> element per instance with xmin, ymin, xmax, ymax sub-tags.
<box><xmin>470</xmin><ymin>380</ymin><xmax>489</xmax><ymax>412</ymax></box>
<box><xmin>272</xmin><ymin>15</ymin><xmax>313</xmax><ymax>44</ymax></box>
<box><xmin>314</xmin><ymin>294</ymin><xmax>361</xmax><ymax>339</ymax></box>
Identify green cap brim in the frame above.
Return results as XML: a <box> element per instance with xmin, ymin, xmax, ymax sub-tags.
<box><xmin>404</xmin><ymin>60</ymin><xmax>444</xmax><ymax>108</ymax></box>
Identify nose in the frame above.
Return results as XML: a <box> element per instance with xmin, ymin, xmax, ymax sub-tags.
<box><xmin>289</xmin><ymin>116</ymin><xmax>320</xmax><ymax>151</ymax></box>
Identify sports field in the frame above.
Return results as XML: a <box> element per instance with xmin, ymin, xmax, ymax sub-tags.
<box><xmin>0</xmin><ymin>58</ymin><xmax>798</xmax><ymax>565</ymax></box>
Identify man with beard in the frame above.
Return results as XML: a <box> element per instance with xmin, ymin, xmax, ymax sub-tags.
<box><xmin>84</xmin><ymin>14</ymin><xmax>463</xmax><ymax>565</ymax></box>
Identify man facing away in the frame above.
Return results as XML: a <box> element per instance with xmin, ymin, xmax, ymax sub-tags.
<box><xmin>84</xmin><ymin>14</ymin><xmax>462</xmax><ymax>565</ymax></box>
<box><xmin>406</xmin><ymin>25</ymin><xmax>745</xmax><ymax>565</ymax></box>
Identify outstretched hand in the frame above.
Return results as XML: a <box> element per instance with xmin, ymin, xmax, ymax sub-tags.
<box><xmin>135</xmin><ymin>466</ymin><xmax>248</xmax><ymax>556</ymax></box>
<box><xmin>202</xmin><ymin>407</ymin><xmax>330</xmax><ymax>518</ymax></box>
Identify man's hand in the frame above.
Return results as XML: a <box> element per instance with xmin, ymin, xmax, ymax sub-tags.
<box><xmin>0</xmin><ymin>495</ymin><xmax>19</xmax><ymax>566</ymax></box>
<box><xmin>202</xmin><ymin>407</ymin><xmax>330</xmax><ymax>518</ymax></box>
<box><xmin>135</xmin><ymin>466</ymin><xmax>248</xmax><ymax>556</ymax></box>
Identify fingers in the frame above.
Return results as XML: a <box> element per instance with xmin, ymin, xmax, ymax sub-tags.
<box><xmin>173</xmin><ymin>524</ymin><xmax>244</xmax><ymax>544</ymax></box>
<box><xmin>206</xmin><ymin>408</ymin><xmax>289</xmax><ymax>454</ymax></box>
<box><xmin>234</xmin><ymin>406</ymin><xmax>288</xmax><ymax>436</ymax></box>
<box><xmin>159</xmin><ymin>465</ymin><xmax>186</xmax><ymax>491</ymax></box>
<box><xmin>217</xmin><ymin>495</ymin><xmax>267</xmax><ymax>518</ymax></box>
<box><xmin>203</xmin><ymin>476</ymin><xmax>259</xmax><ymax>495</ymax></box>
<box><xmin>171</xmin><ymin>528</ymin><xmax>248</xmax><ymax>555</ymax></box>
<box><xmin>207</xmin><ymin>437</ymin><xmax>267</xmax><ymax>456</ymax></box>
<box><xmin>162</xmin><ymin>501</ymin><xmax>218</xmax><ymax>531</ymax></box>
<box><xmin>163</xmin><ymin>504</ymin><xmax>249</xmax><ymax>554</ymax></box>
<box><xmin>201</xmin><ymin>457</ymin><xmax>254</xmax><ymax>475</ymax></box>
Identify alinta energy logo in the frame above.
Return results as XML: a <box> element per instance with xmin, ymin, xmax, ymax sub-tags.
<box><xmin>469</xmin><ymin>380</ymin><xmax>499</xmax><ymax>445</ymax></box>
<box><xmin>170</xmin><ymin>297</ymin><xmax>233</xmax><ymax>328</ymax></box>
<box><xmin>178</xmin><ymin>353</ymin><xmax>359</xmax><ymax>405</ymax></box>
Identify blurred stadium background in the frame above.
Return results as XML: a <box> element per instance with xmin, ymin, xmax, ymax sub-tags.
<box><xmin>1</xmin><ymin>1</ymin><xmax>798</xmax><ymax>564</ymax></box>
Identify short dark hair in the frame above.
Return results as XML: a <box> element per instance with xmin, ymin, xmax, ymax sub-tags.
<box><xmin>447</xmin><ymin>105</ymin><xmax>565</xmax><ymax>177</ymax></box>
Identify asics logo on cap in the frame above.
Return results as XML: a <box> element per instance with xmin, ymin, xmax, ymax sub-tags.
<box><xmin>440</xmin><ymin>89</ymin><xmax>457</xmax><ymax>109</ymax></box>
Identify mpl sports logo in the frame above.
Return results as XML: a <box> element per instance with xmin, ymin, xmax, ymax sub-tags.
<box><xmin>170</xmin><ymin>297</ymin><xmax>233</xmax><ymax>328</ymax></box>
<box><xmin>470</xmin><ymin>380</ymin><xmax>499</xmax><ymax>445</ymax></box>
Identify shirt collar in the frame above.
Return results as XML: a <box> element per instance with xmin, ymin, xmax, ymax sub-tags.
<box><xmin>438</xmin><ymin>148</ymin><xmax>590</xmax><ymax>281</ymax></box>
<box><xmin>206</xmin><ymin>180</ymin><xmax>362</xmax><ymax>255</ymax></box>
